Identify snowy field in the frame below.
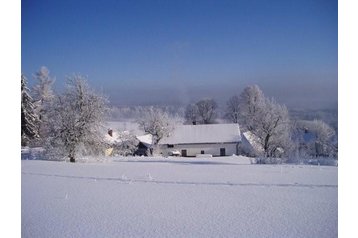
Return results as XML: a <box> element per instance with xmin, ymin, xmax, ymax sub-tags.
<box><xmin>22</xmin><ymin>156</ymin><xmax>337</xmax><ymax>238</ymax></box>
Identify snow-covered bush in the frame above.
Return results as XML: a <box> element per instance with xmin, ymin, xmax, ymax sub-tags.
<box><xmin>255</xmin><ymin>157</ymin><xmax>285</xmax><ymax>164</ymax></box>
<box><xmin>112</xmin><ymin>132</ymin><xmax>139</xmax><ymax>156</ymax></box>
<box><xmin>21</xmin><ymin>147</ymin><xmax>46</xmax><ymax>160</ymax></box>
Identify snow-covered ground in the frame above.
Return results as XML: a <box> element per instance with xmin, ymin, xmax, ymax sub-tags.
<box><xmin>22</xmin><ymin>156</ymin><xmax>337</xmax><ymax>238</ymax></box>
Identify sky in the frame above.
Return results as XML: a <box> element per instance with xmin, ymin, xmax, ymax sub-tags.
<box><xmin>22</xmin><ymin>0</ymin><xmax>337</xmax><ymax>109</ymax></box>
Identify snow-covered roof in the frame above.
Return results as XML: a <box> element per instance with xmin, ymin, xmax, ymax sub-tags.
<box><xmin>158</xmin><ymin>124</ymin><xmax>241</xmax><ymax>145</ymax></box>
<box><xmin>104</xmin><ymin>131</ymin><xmax>121</xmax><ymax>144</ymax></box>
<box><xmin>242</xmin><ymin>131</ymin><xmax>264</xmax><ymax>153</ymax></box>
<box><xmin>136</xmin><ymin>134</ymin><xmax>153</xmax><ymax>146</ymax></box>
<box><xmin>104</xmin><ymin>130</ymin><xmax>135</xmax><ymax>144</ymax></box>
<box><xmin>105</xmin><ymin>129</ymin><xmax>153</xmax><ymax>146</ymax></box>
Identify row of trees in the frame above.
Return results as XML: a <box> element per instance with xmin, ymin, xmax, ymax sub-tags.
<box><xmin>21</xmin><ymin>67</ymin><xmax>179</xmax><ymax>161</ymax></box>
<box><xmin>22</xmin><ymin>67</ymin><xmax>336</xmax><ymax>161</ymax></box>
<box><xmin>21</xmin><ymin>67</ymin><xmax>55</xmax><ymax>145</ymax></box>
<box><xmin>21</xmin><ymin>67</ymin><xmax>108</xmax><ymax>162</ymax></box>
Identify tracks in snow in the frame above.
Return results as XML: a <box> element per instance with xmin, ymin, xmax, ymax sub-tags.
<box><xmin>22</xmin><ymin>172</ymin><xmax>337</xmax><ymax>189</ymax></box>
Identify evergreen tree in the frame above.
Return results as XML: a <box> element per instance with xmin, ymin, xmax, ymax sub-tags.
<box><xmin>21</xmin><ymin>74</ymin><xmax>39</xmax><ymax>146</ymax></box>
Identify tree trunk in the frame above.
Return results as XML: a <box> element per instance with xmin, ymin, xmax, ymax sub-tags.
<box><xmin>69</xmin><ymin>156</ymin><xmax>75</xmax><ymax>163</ymax></box>
<box><xmin>264</xmin><ymin>134</ymin><xmax>270</xmax><ymax>158</ymax></box>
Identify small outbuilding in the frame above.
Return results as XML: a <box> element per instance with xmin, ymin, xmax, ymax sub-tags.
<box><xmin>158</xmin><ymin>124</ymin><xmax>241</xmax><ymax>157</ymax></box>
<box><xmin>134</xmin><ymin>134</ymin><xmax>153</xmax><ymax>156</ymax></box>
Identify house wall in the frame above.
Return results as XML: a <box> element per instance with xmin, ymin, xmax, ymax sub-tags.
<box><xmin>160</xmin><ymin>143</ymin><xmax>239</xmax><ymax>157</ymax></box>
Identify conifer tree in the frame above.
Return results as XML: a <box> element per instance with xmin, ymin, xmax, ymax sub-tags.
<box><xmin>21</xmin><ymin>74</ymin><xmax>39</xmax><ymax>146</ymax></box>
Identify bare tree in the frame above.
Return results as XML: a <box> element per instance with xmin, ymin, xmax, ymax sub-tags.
<box><xmin>225</xmin><ymin>95</ymin><xmax>240</xmax><ymax>123</ymax></box>
<box><xmin>196</xmin><ymin>98</ymin><xmax>217</xmax><ymax>124</ymax></box>
<box><xmin>184</xmin><ymin>103</ymin><xmax>199</xmax><ymax>125</ymax></box>
<box><xmin>46</xmin><ymin>75</ymin><xmax>108</xmax><ymax>162</ymax></box>
<box><xmin>32</xmin><ymin>66</ymin><xmax>55</xmax><ymax>140</ymax></box>
<box><xmin>239</xmin><ymin>85</ymin><xmax>292</xmax><ymax>158</ymax></box>
<box><xmin>138</xmin><ymin>107</ymin><xmax>173</xmax><ymax>147</ymax></box>
<box><xmin>238</xmin><ymin>85</ymin><xmax>265</xmax><ymax>131</ymax></box>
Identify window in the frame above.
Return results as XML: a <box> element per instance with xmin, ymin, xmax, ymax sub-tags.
<box><xmin>167</xmin><ymin>144</ymin><xmax>174</xmax><ymax>148</ymax></box>
<box><xmin>220</xmin><ymin>148</ymin><xmax>226</xmax><ymax>156</ymax></box>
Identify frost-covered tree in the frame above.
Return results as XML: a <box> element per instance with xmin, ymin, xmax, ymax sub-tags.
<box><xmin>256</xmin><ymin>98</ymin><xmax>292</xmax><ymax>158</ymax></box>
<box><xmin>311</xmin><ymin>120</ymin><xmax>335</xmax><ymax>146</ymax></box>
<box><xmin>195</xmin><ymin>98</ymin><xmax>217</xmax><ymax>124</ymax></box>
<box><xmin>225</xmin><ymin>95</ymin><xmax>240</xmax><ymax>123</ymax></box>
<box><xmin>21</xmin><ymin>74</ymin><xmax>39</xmax><ymax>146</ymax></box>
<box><xmin>184</xmin><ymin>103</ymin><xmax>199</xmax><ymax>125</ymax></box>
<box><xmin>46</xmin><ymin>75</ymin><xmax>108</xmax><ymax>162</ymax></box>
<box><xmin>138</xmin><ymin>107</ymin><xmax>173</xmax><ymax>147</ymax></box>
<box><xmin>239</xmin><ymin>85</ymin><xmax>292</xmax><ymax>158</ymax></box>
<box><xmin>295</xmin><ymin>119</ymin><xmax>336</xmax><ymax>157</ymax></box>
<box><xmin>32</xmin><ymin>66</ymin><xmax>55</xmax><ymax>140</ymax></box>
<box><xmin>238</xmin><ymin>85</ymin><xmax>266</xmax><ymax>131</ymax></box>
<box><xmin>33</xmin><ymin>66</ymin><xmax>55</xmax><ymax>103</ymax></box>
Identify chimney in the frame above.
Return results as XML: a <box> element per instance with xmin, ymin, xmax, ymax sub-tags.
<box><xmin>304</xmin><ymin>127</ymin><xmax>308</xmax><ymax>134</ymax></box>
<box><xmin>108</xmin><ymin>129</ymin><xmax>113</xmax><ymax>137</ymax></box>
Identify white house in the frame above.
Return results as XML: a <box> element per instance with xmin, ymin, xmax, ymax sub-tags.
<box><xmin>158</xmin><ymin>124</ymin><xmax>241</xmax><ymax>157</ymax></box>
